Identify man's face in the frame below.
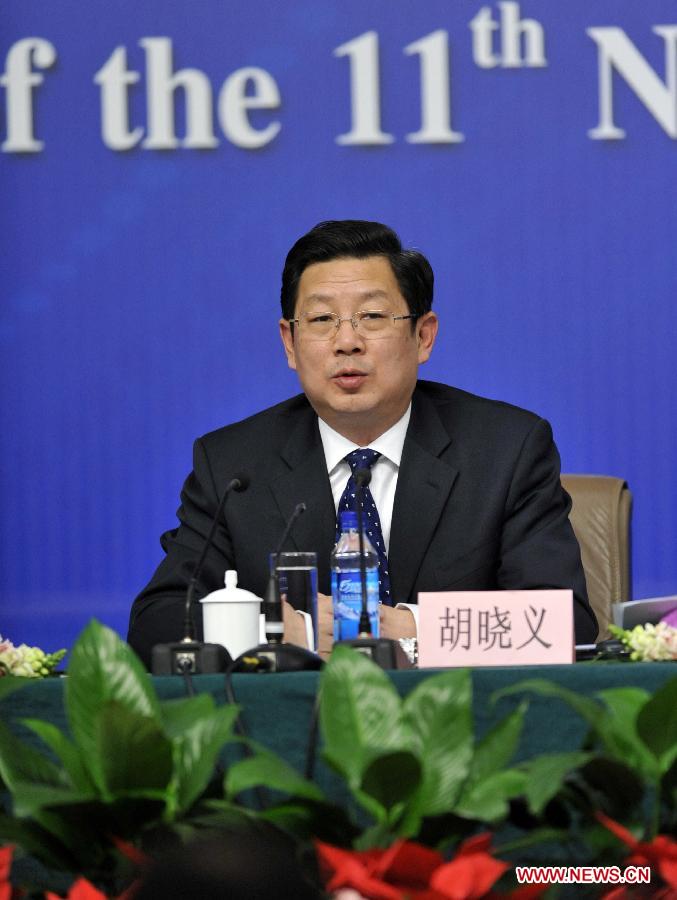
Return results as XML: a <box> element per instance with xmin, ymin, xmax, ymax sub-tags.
<box><xmin>279</xmin><ymin>256</ymin><xmax>438</xmax><ymax>444</ymax></box>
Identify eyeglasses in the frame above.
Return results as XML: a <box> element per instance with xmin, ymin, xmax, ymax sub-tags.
<box><xmin>289</xmin><ymin>310</ymin><xmax>418</xmax><ymax>341</ymax></box>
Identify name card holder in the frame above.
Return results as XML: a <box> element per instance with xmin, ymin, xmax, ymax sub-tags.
<box><xmin>418</xmin><ymin>590</ymin><xmax>574</xmax><ymax>668</ymax></box>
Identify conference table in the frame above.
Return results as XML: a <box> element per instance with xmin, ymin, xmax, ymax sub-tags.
<box><xmin>3</xmin><ymin>661</ymin><xmax>676</xmax><ymax>802</ymax></box>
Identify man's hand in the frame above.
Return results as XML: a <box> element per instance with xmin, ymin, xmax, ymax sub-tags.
<box><xmin>283</xmin><ymin>593</ymin><xmax>334</xmax><ymax>659</ymax></box>
<box><xmin>283</xmin><ymin>595</ymin><xmax>416</xmax><ymax>656</ymax></box>
<box><xmin>316</xmin><ymin>593</ymin><xmax>334</xmax><ymax>659</ymax></box>
<box><xmin>379</xmin><ymin>604</ymin><xmax>417</xmax><ymax>640</ymax></box>
<box><xmin>282</xmin><ymin>599</ymin><xmax>307</xmax><ymax>647</ymax></box>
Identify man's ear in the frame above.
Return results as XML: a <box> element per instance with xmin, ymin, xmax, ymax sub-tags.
<box><xmin>416</xmin><ymin>312</ymin><xmax>438</xmax><ymax>365</ymax></box>
<box><xmin>279</xmin><ymin>318</ymin><xmax>297</xmax><ymax>370</ymax></box>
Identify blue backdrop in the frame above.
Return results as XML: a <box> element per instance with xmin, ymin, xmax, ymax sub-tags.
<box><xmin>2</xmin><ymin>0</ymin><xmax>676</xmax><ymax>652</ymax></box>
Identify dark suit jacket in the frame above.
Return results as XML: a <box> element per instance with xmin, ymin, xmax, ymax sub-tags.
<box><xmin>128</xmin><ymin>381</ymin><xmax>597</xmax><ymax>667</ymax></box>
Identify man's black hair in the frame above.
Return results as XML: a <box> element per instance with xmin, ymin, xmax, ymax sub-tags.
<box><xmin>280</xmin><ymin>220</ymin><xmax>434</xmax><ymax>322</ymax></box>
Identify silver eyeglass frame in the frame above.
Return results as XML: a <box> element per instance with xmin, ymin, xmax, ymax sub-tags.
<box><xmin>288</xmin><ymin>310</ymin><xmax>418</xmax><ymax>339</ymax></box>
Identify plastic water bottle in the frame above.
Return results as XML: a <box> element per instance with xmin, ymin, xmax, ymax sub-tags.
<box><xmin>331</xmin><ymin>510</ymin><xmax>380</xmax><ymax>640</ymax></box>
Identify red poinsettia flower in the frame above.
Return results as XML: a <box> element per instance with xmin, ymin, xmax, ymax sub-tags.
<box><xmin>0</xmin><ymin>845</ymin><xmax>26</xmax><ymax>900</ymax></box>
<box><xmin>1</xmin><ymin>845</ymin><xmax>15</xmax><ymax>900</ymax></box>
<box><xmin>430</xmin><ymin>833</ymin><xmax>509</xmax><ymax>900</ymax></box>
<box><xmin>45</xmin><ymin>878</ymin><xmax>109</xmax><ymax>900</ymax></box>
<box><xmin>596</xmin><ymin>812</ymin><xmax>677</xmax><ymax>889</ymax></box>
<box><xmin>109</xmin><ymin>836</ymin><xmax>149</xmax><ymax>870</ymax></box>
<box><xmin>44</xmin><ymin>874</ymin><xmax>140</xmax><ymax>900</ymax></box>
<box><xmin>0</xmin><ymin>845</ymin><xmax>12</xmax><ymax>887</ymax></box>
<box><xmin>316</xmin><ymin>834</ymin><xmax>518</xmax><ymax>900</ymax></box>
<box><xmin>316</xmin><ymin>839</ymin><xmax>446</xmax><ymax>899</ymax></box>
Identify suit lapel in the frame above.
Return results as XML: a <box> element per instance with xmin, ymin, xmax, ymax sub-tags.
<box><xmin>269</xmin><ymin>405</ymin><xmax>337</xmax><ymax>592</ymax></box>
<box><xmin>389</xmin><ymin>389</ymin><xmax>458</xmax><ymax>603</ymax></box>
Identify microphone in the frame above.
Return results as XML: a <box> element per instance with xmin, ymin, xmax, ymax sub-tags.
<box><xmin>354</xmin><ymin>468</ymin><xmax>373</xmax><ymax>636</ymax></box>
<box><xmin>151</xmin><ymin>474</ymin><xmax>250</xmax><ymax>675</ymax></box>
<box><xmin>184</xmin><ymin>474</ymin><xmax>251</xmax><ymax>640</ymax></box>
<box><xmin>231</xmin><ymin>501</ymin><xmax>322</xmax><ymax>673</ymax></box>
<box><xmin>264</xmin><ymin>502</ymin><xmax>306</xmax><ymax>644</ymax></box>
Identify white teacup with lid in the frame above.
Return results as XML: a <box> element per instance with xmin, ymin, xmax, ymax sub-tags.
<box><xmin>200</xmin><ymin>570</ymin><xmax>262</xmax><ymax>661</ymax></box>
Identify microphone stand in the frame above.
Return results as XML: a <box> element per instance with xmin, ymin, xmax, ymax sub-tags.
<box><xmin>263</xmin><ymin>502</ymin><xmax>306</xmax><ymax>645</ymax></box>
<box><xmin>151</xmin><ymin>475</ymin><xmax>249</xmax><ymax>675</ymax></box>
<box><xmin>355</xmin><ymin>469</ymin><xmax>373</xmax><ymax>637</ymax></box>
<box><xmin>230</xmin><ymin>502</ymin><xmax>322</xmax><ymax>673</ymax></box>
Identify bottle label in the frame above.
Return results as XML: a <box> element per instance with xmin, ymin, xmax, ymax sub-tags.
<box><xmin>332</xmin><ymin>569</ymin><xmax>380</xmax><ymax>640</ymax></box>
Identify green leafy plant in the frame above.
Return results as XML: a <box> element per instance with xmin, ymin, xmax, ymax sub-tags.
<box><xmin>497</xmin><ymin>676</ymin><xmax>677</xmax><ymax>839</ymax></box>
<box><xmin>0</xmin><ymin>620</ymin><xmax>239</xmax><ymax>892</ymax></box>
<box><xmin>221</xmin><ymin>646</ymin><xmax>544</xmax><ymax>852</ymax></box>
<box><xmin>3</xmin><ymin>623</ymin><xmax>676</xmax><ymax>898</ymax></box>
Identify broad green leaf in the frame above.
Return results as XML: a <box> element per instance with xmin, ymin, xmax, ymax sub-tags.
<box><xmin>202</xmin><ymin>796</ymin><xmax>356</xmax><ymax>848</ymax></box>
<box><xmin>494</xmin><ymin>826</ymin><xmax>569</xmax><ymax>856</ymax></box>
<box><xmin>359</xmin><ymin>750</ymin><xmax>422</xmax><ymax>813</ymax></box>
<box><xmin>636</xmin><ymin>676</ymin><xmax>677</xmax><ymax>770</ymax></box>
<box><xmin>468</xmin><ymin>702</ymin><xmax>527</xmax><ymax>783</ymax></box>
<box><xmin>195</xmin><ymin>799</ymin><xmax>260</xmax><ymax>831</ymax></box>
<box><xmin>455</xmin><ymin>768</ymin><xmax>527</xmax><ymax>822</ymax></box>
<box><xmin>14</xmin><ymin>802</ymin><xmax>106</xmax><ymax>869</ymax></box>
<box><xmin>25</xmin><ymin>795</ymin><xmax>165</xmax><ymax>866</ymax></box>
<box><xmin>402</xmin><ymin>669</ymin><xmax>473</xmax><ymax>816</ymax></box>
<box><xmin>595</xmin><ymin>688</ymin><xmax>659</xmax><ymax>780</ymax></box>
<box><xmin>494</xmin><ymin>678</ymin><xmax>603</xmax><ymax>725</ymax></box>
<box><xmin>21</xmin><ymin>718</ymin><xmax>95</xmax><ymax>794</ymax></box>
<box><xmin>97</xmin><ymin>701</ymin><xmax>173</xmax><ymax>796</ymax></box>
<box><xmin>320</xmin><ymin>646</ymin><xmax>409</xmax><ymax>787</ymax></box>
<box><xmin>522</xmin><ymin>752</ymin><xmax>592</xmax><ymax>815</ymax></box>
<box><xmin>661</xmin><ymin>756</ymin><xmax>677</xmax><ymax>828</ymax></box>
<box><xmin>0</xmin><ymin>812</ymin><xmax>81</xmax><ymax>872</ymax></box>
<box><xmin>0</xmin><ymin>719</ymin><xmax>66</xmax><ymax>793</ymax></box>
<box><xmin>65</xmin><ymin>620</ymin><xmax>161</xmax><ymax>792</ymax></box>
<box><xmin>0</xmin><ymin>675</ymin><xmax>34</xmax><ymax>701</ymax></box>
<box><xmin>170</xmin><ymin>703</ymin><xmax>239</xmax><ymax>815</ymax></box>
<box><xmin>258</xmin><ymin>800</ymin><xmax>359</xmax><ymax>845</ymax></box>
<box><xmin>495</xmin><ymin>679</ymin><xmax>660</xmax><ymax>781</ymax></box>
<box><xmin>354</xmin><ymin>819</ymin><xmax>402</xmax><ymax>851</ymax></box>
<box><xmin>226</xmin><ymin>748</ymin><xmax>324</xmax><ymax>802</ymax></box>
<box><xmin>576</xmin><ymin>757</ymin><xmax>645</xmax><ymax>820</ymax></box>
<box><xmin>7</xmin><ymin>781</ymin><xmax>96</xmax><ymax>818</ymax></box>
<box><xmin>160</xmin><ymin>693</ymin><xmax>222</xmax><ymax>738</ymax></box>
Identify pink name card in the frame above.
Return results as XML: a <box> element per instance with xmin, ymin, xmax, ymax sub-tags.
<box><xmin>418</xmin><ymin>590</ymin><xmax>574</xmax><ymax>668</ymax></box>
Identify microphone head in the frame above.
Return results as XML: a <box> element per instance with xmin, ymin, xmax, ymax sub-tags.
<box><xmin>355</xmin><ymin>468</ymin><xmax>372</xmax><ymax>488</ymax></box>
<box><xmin>230</xmin><ymin>473</ymin><xmax>251</xmax><ymax>493</ymax></box>
<box><xmin>294</xmin><ymin>501</ymin><xmax>307</xmax><ymax>515</ymax></box>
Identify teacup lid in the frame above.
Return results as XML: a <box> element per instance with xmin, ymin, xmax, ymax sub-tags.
<box><xmin>199</xmin><ymin>570</ymin><xmax>262</xmax><ymax>604</ymax></box>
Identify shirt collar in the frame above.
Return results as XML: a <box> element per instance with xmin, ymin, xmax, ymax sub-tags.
<box><xmin>318</xmin><ymin>404</ymin><xmax>412</xmax><ymax>474</ymax></box>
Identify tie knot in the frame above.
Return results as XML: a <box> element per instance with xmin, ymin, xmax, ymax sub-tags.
<box><xmin>345</xmin><ymin>448</ymin><xmax>381</xmax><ymax>472</ymax></box>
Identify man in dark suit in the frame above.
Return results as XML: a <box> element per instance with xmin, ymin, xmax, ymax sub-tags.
<box><xmin>128</xmin><ymin>221</ymin><xmax>597</xmax><ymax>668</ymax></box>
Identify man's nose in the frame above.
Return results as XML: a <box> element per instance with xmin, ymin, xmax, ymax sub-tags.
<box><xmin>333</xmin><ymin>317</ymin><xmax>365</xmax><ymax>352</ymax></box>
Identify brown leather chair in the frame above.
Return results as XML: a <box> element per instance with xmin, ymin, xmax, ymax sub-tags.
<box><xmin>560</xmin><ymin>475</ymin><xmax>632</xmax><ymax>640</ymax></box>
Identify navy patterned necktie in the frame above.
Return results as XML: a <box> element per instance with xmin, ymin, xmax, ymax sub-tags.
<box><xmin>336</xmin><ymin>448</ymin><xmax>392</xmax><ymax>606</ymax></box>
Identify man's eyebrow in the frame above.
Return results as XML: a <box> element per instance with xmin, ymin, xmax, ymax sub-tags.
<box><xmin>302</xmin><ymin>289</ymin><xmax>391</xmax><ymax>304</ymax></box>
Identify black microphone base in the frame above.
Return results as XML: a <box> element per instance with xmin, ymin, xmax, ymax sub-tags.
<box><xmin>151</xmin><ymin>640</ymin><xmax>232</xmax><ymax>675</ymax></box>
<box><xmin>336</xmin><ymin>637</ymin><xmax>413</xmax><ymax>670</ymax></box>
<box><xmin>230</xmin><ymin>643</ymin><xmax>323</xmax><ymax>674</ymax></box>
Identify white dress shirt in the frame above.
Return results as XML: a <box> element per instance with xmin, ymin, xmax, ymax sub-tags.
<box><xmin>318</xmin><ymin>405</ymin><xmax>411</xmax><ymax>553</ymax></box>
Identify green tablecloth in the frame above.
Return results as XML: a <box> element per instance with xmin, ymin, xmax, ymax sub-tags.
<box><xmin>3</xmin><ymin>662</ymin><xmax>676</xmax><ymax>800</ymax></box>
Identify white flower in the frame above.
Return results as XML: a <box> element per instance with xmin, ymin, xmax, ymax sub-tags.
<box><xmin>623</xmin><ymin>622</ymin><xmax>677</xmax><ymax>661</ymax></box>
<box><xmin>0</xmin><ymin>637</ymin><xmax>66</xmax><ymax>677</ymax></box>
